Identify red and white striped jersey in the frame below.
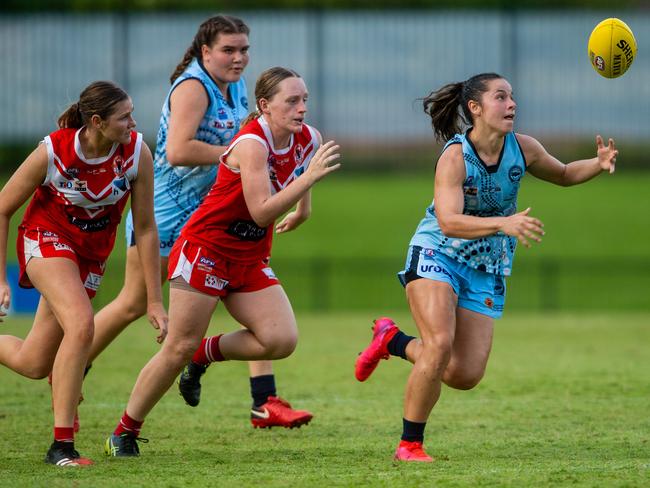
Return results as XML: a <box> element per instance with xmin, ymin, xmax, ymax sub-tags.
<box><xmin>19</xmin><ymin>127</ymin><xmax>141</xmax><ymax>261</ymax></box>
<box><xmin>180</xmin><ymin>116</ymin><xmax>319</xmax><ymax>263</ymax></box>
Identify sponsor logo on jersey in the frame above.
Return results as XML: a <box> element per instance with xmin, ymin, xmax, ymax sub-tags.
<box><xmin>73</xmin><ymin>180</ymin><xmax>87</xmax><ymax>192</ymax></box>
<box><xmin>212</xmin><ymin>120</ymin><xmax>225</xmax><ymax>129</ymax></box>
<box><xmin>226</xmin><ymin>219</ymin><xmax>267</xmax><ymax>242</ymax></box>
<box><xmin>113</xmin><ymin>177</ymin><xmax>128</xmax><ymax>192</ymax></box>
<box><xmin>422</xmin><ymin>248</ymin><xmax>435</xmax><ymax>256</ymax></box>
<box><xmin>84</xmin><ymin>272</ymin><xmax>103</xmax><ymax>291</ymax></box>
<box><xmin>226</xmin><ymin>120</ymin><xmax>235</xmax><ymax>129</ymax></box>
<box><xmin>66</xmin><ymin>167</ymin><xmax>80</xmax><ymax>178</ymax></box>
<box><xmin>464</xmin><ymin>186</ymin><xmax>478</xmax><ymax>196</ymax></box>
<box><xmin>204</xmin><ymin>274</ymin><xmax>228</xmax><ymax>290</ymax></box>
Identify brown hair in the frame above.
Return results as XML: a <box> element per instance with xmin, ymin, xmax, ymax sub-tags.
<box><xmin>170</xmin><ymin>14</ymin><xmax>250</xmax><ymax>84</ymax></box>
<box><xmin>241</xmin><ymin>67</ymin><xmax>301</xmax><ymax>126</ymax></box>
<box><xmin>57</xmin><ymin>81</ymin><xmax>129</xmax><ymax>129</ymax></box>
<box><xmin>422</xmin><ymin>73</ymin><xmax>504</xmax><ymax>142</ymax></box>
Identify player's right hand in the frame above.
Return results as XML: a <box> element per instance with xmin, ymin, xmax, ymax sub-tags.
<box><xmin>0</xmin><ymin>280</ymin><xmax>11</xmax><ymax>323</ymax></box>
<box><xmin>501</xmin><ymin>207</ymin><xmax>545</xmax><ymax>248</ymax></box>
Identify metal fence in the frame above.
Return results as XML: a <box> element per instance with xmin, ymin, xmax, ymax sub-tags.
<box><xmin>1</xmin><ymin>10</ymin><xmax>649</xmax><ymax>145</ymax></box>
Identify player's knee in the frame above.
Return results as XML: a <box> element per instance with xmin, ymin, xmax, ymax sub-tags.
<box><xmin>444</xmin><ymin>368</ymin><xmax>484</xmax><ymax>390</ymax></box>
<box><xmin>64</xmin><ymin>314</ymin><xmax>95</xmax><ymax>347</ymax></box>
<box><xmin>23</xmin><ymin>364</ymin><xmax>52</xmax><ymax>380</ymax></box>
<box><xmin>266</xmin><ymin>333</ymin><xmax>297</xmax><ymax>359</ymax></box>
<box><xmin>163</xmin><ymin>337</ymin><xmax>201</xmax><ymax>366</ymax></box>
<box><xmin>119</xmin><ymin>293</ymin><xmax>147</xmax><ymax>321</ymax></box>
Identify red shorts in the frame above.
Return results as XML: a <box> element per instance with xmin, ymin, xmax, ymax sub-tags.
<box><xmin>167</xmin><ymin>238</ymin><xmax>280</xmax><ymax>297</ymax></box>
<box><xmin>17</xmin><ymin>227</ymin><xmax>106</xmax><ymax>299</ymax></box>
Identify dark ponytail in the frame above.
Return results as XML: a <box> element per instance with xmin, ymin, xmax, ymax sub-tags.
<box><xmin>170</xmin><ymin>14</ymin><xmax>250</xmax><ymax>84</ymax></box>
<box><xmin>58</xmin><ymin>81</ymin><xmax>129</xmax><ymax>129</ymax></box>
<box><xmin>422</xmin><ymin>72</ymin><xmax>503</xmax><ymax>142</ymax></box>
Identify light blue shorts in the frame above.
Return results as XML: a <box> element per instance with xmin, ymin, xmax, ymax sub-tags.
<box><xmin>398</xmin><ymin>245</ymin><xmax>506</xmax><ymax>319</ymax></box>
<box><xmin>125</xmin><ymin>209</ymin><xmax>186</xmax><ymax>258</ymax></box>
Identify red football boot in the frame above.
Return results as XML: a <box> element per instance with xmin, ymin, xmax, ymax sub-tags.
<box><xmin>354</xmin><ymin>317</ymin><xmax>399</xmax><ymax>382</ymax></box>
<box><xmin>251</xmin><ymin>396</ymin><xmax>313</xmax><ymax>429</ymax></box>
<box><xmin>394</xmin><ymin>440</ymin><xmax>434</xmax><ymax>462</ymax></box>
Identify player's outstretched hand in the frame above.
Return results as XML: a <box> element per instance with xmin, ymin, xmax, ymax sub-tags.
<box><xmin>501</xmin><ymin>207</ymin><xmax>545</xmax><ymax>248</ymax></box>
<box><xmin>0</xmin><ymin>281</ymin><xmax>10</xmax><ymax>323</ymax></box>
<box><xmin>147</xmin><ymin>301</ymin><xmax>169</xmax><ymax>343</ymax></box>
<box><xmin>305</xmin><ymin>140</ymin><xmax>341</xmax><ymax>183</ymax></box>
<box><xmin>596</xmin><ymin>135</ymin><xmax>617</xmax><ymax>174</ymax></box>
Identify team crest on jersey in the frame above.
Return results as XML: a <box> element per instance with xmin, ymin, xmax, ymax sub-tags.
<box><xmin>113</xmin><ymin>156</ymin><xmax>125</xmax><ymax>177</ymax></box>
<box><xmin>66</xmin><ymin>167</ymin><xmax>80</xmax><ymax>178</ymax></box>
<box><xmin>294</xmin><ymin>144</ymin><xmax>304</xmax><ymax>164</ymax></box>
<box><xmin>508</xmin><ymin>166</ymin><xmax>523</xmax><ymax>182</ymax></box>
<box><xmin>73</xmin><ymin>180</ymin><xmax>88</xmax><ymax>192</ymax></box>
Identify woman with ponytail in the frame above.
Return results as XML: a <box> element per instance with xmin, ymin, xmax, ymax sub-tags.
<box><xmin>105</xmin><ymin>67</ymin><xmax>340</xmax><ymax>458</ymax></box>
<box><xmin>354</xmin><ymin>73</ymin><xmax>618</xmax><ymax>462</ymax></box>
<box><xmin>0</xmin><ymin>81</ymin><xmax>166</xmax><ymax>467</ymax></box>
<box><xmin>91</xmin><ymin>14</ymin><xmax>312</xmax><ymax>445</ymax></box>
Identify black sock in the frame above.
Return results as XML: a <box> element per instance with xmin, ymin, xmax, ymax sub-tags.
<box><xmin>250</xmin><ymin>374</ymin><xmax>276</xmax><ymax>408</ymax></box>
<box><xmin>401</xmin><ymin>418</ymin><xmax>426</xmax><ymax>443</ymax></box>
<box><xmin>387</xmin><ymin>331</ymin><xmax>415</xmax><ymax>360</ymax></box>
<box><xmin>52</xmin><ymin>440</ymin><xmax>74</xmax><ymax>451</ymax></box>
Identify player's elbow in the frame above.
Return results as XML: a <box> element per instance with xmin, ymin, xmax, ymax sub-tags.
<box><xmin>166</xmin><ymin>143</ymin><xmax>186</xmax><ymax>166</ymax></box>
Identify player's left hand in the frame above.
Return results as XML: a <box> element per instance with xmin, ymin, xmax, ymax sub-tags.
<box><xmin>596</xmin><ymin>135</ymin><xmax>617</xmax><ymax>174</ymax></box>
<box><xmin>147</xmin><ymin>301</ymin><xmax>169</xmax><ymax>343</ymax></box>
<box><xmin>276</xmin><ymin>210</ymin><xmax>308</xmax><ymax>234</ymax></box>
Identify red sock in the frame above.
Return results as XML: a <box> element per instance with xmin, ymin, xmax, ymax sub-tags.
<box><xmin>114</xmin><ymin>410</ymin><xmax>144</xmax><ymax>437</ymax></box>
<box><xmin>54</xmin><ymin>426</ymin><xmax>74</xmax><ymax>443</ymax></box>
<box><xmin>191</xmin><ymin>334</ymin><xmax>225</xmax><ymax>365</ymax></box>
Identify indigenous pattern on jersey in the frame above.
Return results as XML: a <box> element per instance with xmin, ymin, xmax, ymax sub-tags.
<box><xmin>19</xmin><ymin>128</ymin><xmax>141</xmax><ymax>262</ymax></box>
<box><xmin>180</xmin><ymin>115</ymin><xmax>319</xmax><ymax>264</ymax></box>
<box><xmin>150</xmin><ymin>58</ymin><xmax>248</xmax><ymax>252</ymax></box>
<box><xmin>409</xmin><ymin>130</ymin><xmax>526</xmax><ymax>276</ymax></box>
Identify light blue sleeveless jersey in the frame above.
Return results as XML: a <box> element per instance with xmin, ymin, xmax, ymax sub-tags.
<box><xmin>126</xmin><ymin>58</ymin><xmax>248</xmax><ymax>254</ymax></box>
<box><xmin>409</xmin><ymin>130</ymin><xmax>526</xmax><ymax>276</ymax></box>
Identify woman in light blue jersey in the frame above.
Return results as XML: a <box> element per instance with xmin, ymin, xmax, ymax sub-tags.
<box><xmin>355</xmin><ymin>73</ymin><xmax>618</xmax><ymax>462</ymax></box>
<box><xmin>85</xmin><ymin>15</ymin><xmax>312</xmax><ymax>434</ymax></box>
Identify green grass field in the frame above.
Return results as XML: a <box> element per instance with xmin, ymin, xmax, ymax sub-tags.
<box><xmin>1</xmin><ymin>311</ymin><xmax>649</xmax><ymax>486</ymax></box>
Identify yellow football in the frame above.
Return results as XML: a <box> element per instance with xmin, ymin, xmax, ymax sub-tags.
<box><xmin>588</xmin><ymin>18</ymin><xmax>637</xmax><ymax>78</ymax></box>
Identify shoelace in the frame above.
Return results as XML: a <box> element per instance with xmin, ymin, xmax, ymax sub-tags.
<box><xmin>268</xmin><ymin>396</ymin><xmax>292</xmax><ymax>408</ymax></box>
<box><xmin>120</xmin><ymin>434</ymin><xmax>149</xmax><ymax>453</ymax></box>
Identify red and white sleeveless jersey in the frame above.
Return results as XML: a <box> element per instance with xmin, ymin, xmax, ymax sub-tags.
<box><xmin>20</xmin><ymin>127</ymin><xmax>141</xmax><ymax>261</ymax></box>
<box><xmin>181</xmin><ymin>116</ymin><xmax>319</xmax><ymax>263</ymax></box>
